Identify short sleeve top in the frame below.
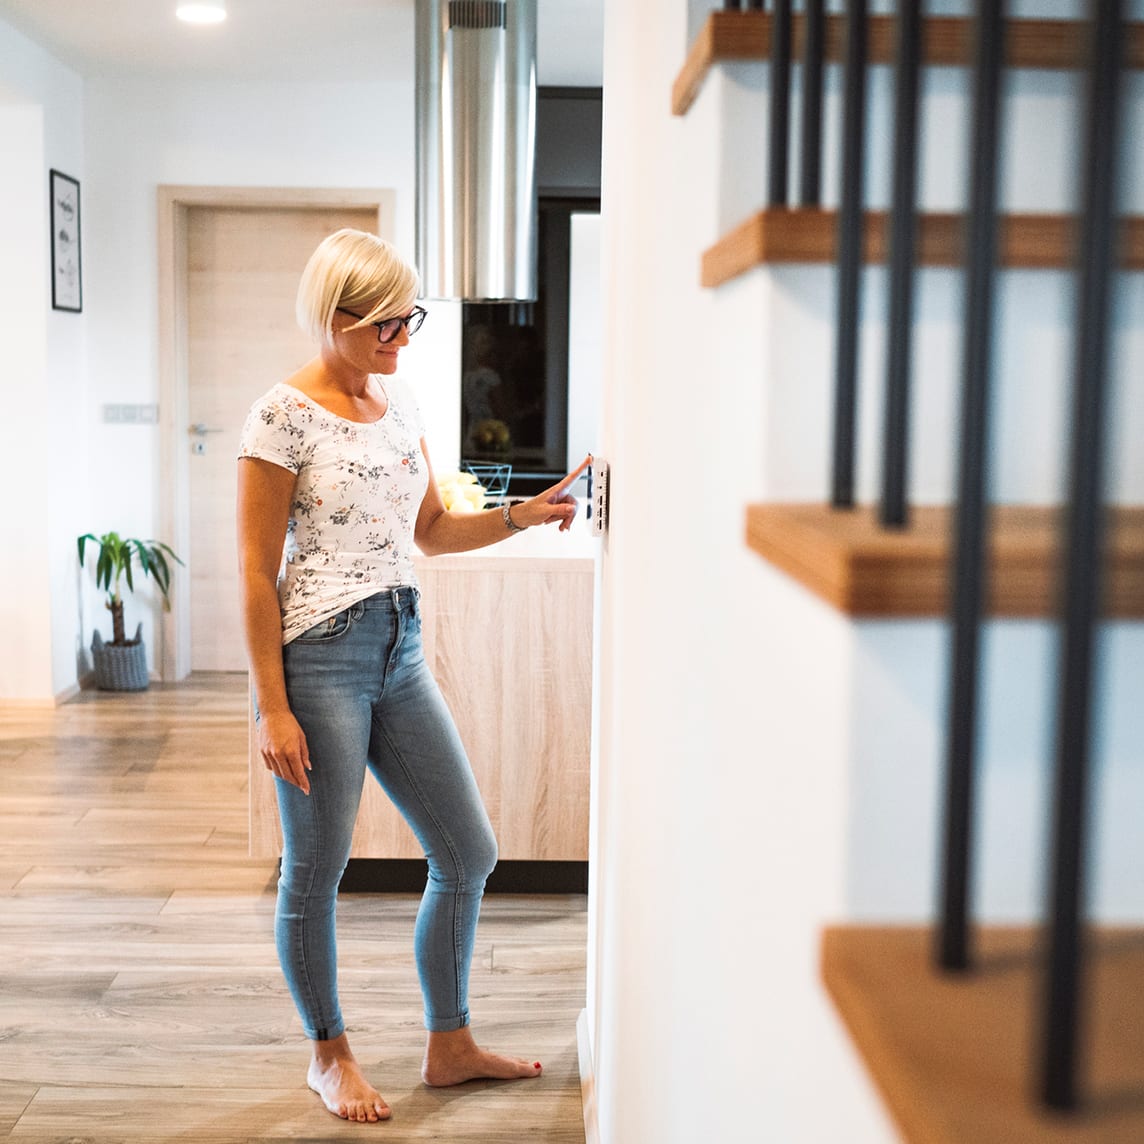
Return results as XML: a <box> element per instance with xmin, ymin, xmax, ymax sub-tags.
<box><xmin>237</xmin><ymin>377</ymin><xmax>428</xmax><ymax>644</ymax></box>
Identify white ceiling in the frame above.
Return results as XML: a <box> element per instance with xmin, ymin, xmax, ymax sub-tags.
<box><xmin>0</xmin><ymin>0</ymin><xmax>604</xmax><ymax>85</ymax></box>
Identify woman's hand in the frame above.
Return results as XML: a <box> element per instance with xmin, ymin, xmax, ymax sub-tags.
<box><xmin>415</xmin><ymin>446</ymin><xmax>594</xmax><ymax>554</ymax></box>
<box><xmin>508</xmin><ymin>454</ymin><xmax>593</xmax><ymax>532</ymax></box>
<box><xmin>258</xmin><ymin>709</ymin><xmax>312</xmax><ymax>795</ymax></box>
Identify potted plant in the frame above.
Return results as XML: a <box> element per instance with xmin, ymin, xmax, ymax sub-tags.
<box><xmin>77</xmin><ymin>531</ymin><xmax>183</xmax><ymax>691</ymax></box>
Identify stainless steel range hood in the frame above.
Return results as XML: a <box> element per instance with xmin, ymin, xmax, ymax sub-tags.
<box><xmin>415</xmin><ymin>0</ymin><xmax>537</xmax><ymax>302</ymax></box>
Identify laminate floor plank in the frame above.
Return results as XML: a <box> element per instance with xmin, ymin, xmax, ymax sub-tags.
<box><xmin>2</xmin><ymin>971</ymin><xmax>118</xmax><ymax>1003</ymax></box>
<box><xmin>0</xmin><ymin>774</ymin><xmax>249</xmax><ymax>800</ymax></box>
<box><xmin>205</xmin><ymin>828</ymin><xmax>249</xmax><ymax>848</ymax></box>
<box><xmin>0</xmin><ymin>1082</ymin><xmax>37</xmax><ymax>1133</ymax></box>
<box><xmin>159</xmin><ymin>891</ymin><xmax>278</xmax><ymax>915</ymax></box>
<box><xmin>0</xmin><ymin>811</ymin><xmax>87</xmax><ymax>828</ymax></box>
<box><xmin>0</xmin><ymin>673</ymin><xmax>586</xmax><ymax>1143</ymax></box>
<box><xmin>80</xmin><ymin>807</ymin><xmax>249</xmax><ymax>829</ymax></box>
<box><xmin>3</xmin><ymin>894</ymin><xmax>171</xmax><ymax>916</ymax></box>
<box><xmin>11</xmin><ymin>1081</ymin><xmax>585</xmax><ymax>1142</ymax></box>
<box><xmin>13</xmin><ymin>862</ymin><xmax>279</xmax><ymax>895</ymax></box>
<box><xmin>0</xmin><ymin>940</ymin><xmax>284</xmax><ymax>972</ymax></box>
<box><xmin>0</xmin><ymin>864</ymin><xmax>33</xmax><ymax>891</ymax></box>
<box><xmin>0</xmin><ymin>823</ymin><xmax>217</xmax><ymax>847</ymax></box>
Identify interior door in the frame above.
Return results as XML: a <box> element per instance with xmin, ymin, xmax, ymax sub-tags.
<box><xmin>186</xmin><ymin>205</ymin><xmax>377</xmax><ymax>672</ymax></box>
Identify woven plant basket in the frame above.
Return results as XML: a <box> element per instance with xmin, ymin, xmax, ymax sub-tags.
<box><xmin>91</xmin><ymin>623</ymin><xmax>149</xmax><ymax>691</ymax></box>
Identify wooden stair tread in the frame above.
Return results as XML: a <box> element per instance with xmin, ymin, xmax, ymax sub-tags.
<box><xmin>745</xmin><ymin>503</ymin><xmax>1144</xmax><ymax>618</ymax></box>
<box><xmin>821</xmin><ymin>925</ymin><xmax>1144</xmax><ymax>1144</ymax></box>
<box><xmin>674</xmin><ymin>11</ymin><xmax>1144</xmax><ymax>116</ymax></box>
<box><xmin>702</xmin><ymin>209</ymin><xmax>1144</xmax><ymax>286</ymax></box>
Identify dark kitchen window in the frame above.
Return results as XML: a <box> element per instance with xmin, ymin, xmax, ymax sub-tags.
<box><xmin>457</xmin><ymin>195</ymin><xmax>599</xmax><ymax>496</ymax></box>
<box><xmin>460</xmin><ymin>196</ymin><xmax>600</xmax><ymax>497</ymax></box>
<box><xmin>460</xmin><ymin>85</ymin><xmax>602</xmax><ymax>498</ymax></box>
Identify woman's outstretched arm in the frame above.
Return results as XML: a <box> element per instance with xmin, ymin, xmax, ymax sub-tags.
<box><xmin>414</xmin><ymin>441</ymin><xmax>591</xmax><ymax>557</ymax></box>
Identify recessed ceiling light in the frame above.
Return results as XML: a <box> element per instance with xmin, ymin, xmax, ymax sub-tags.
<box><xmin>176</xmin><ymin>2</ymin><xmax>227</xmax><ymax>24</ymax></box>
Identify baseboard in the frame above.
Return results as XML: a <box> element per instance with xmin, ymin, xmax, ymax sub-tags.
<box><xmin>54</xmin><ymin>681</ymin><xmax>82</xmax><ymax>706</ymax></box>
<box><xmin>335</xmin><ymin>859</ymin><xmax>589</xmax><ymax>895</ymax></box>
<box><xmin>576</xmin><ymin>1008</ymin><xmax>600</xmax><ymax>1144</ymax></box>
<box><xmin>0</xmin><ymin>696</ymin><xmax>59</xmax><ymax>710</ymax></box>
<box><xmin>0</xmin><ymin>682</ymin><xmax>85</xmax><ymax>708</ymax></box>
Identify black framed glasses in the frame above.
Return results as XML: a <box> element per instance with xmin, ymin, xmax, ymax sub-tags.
<box><xmin>337</xmin><ymin>305</ymin><xmax>428</xmax><ymax>343</ymax></box>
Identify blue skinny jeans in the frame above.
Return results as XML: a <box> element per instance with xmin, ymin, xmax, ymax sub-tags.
<box><xmin>274</xmin><ymin>586</ymin><xmax>497</xmax><ymax>1039</ymax></box>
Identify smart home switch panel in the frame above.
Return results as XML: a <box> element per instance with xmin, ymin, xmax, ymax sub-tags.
<box><xmin>590</xmin><ymin>458</ymin><xmax>609</xmax><ymax>537</ymax></box>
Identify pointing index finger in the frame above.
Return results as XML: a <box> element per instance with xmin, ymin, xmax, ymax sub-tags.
<box><xmin>550</xmin><ymin>454</ymin><xmax>593</xmax><ymax>496</ymax></box>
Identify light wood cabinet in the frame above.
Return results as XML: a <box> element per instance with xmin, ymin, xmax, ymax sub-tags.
<box><xmin>248</xmin><ymin>544</ymin><xmax>594</xmax><ymax>861</ymax></box>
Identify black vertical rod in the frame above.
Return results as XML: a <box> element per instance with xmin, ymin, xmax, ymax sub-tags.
<box><xmin>936</xmin><ymin>0</ymin><xmax>1006</xmax><ymax>974</ymax></box>
<box><xmin>831</xmin><ymin>0</ymin><xmax>869</xmax><ymax>508</ymax></box>
<box><xmin>881</xmin><ymin>0</ymin><xmax>922</xmax><ymax>528</ymax></box>
<box><xmin>724</xmin><ymin>1</ymin><xmax>744</xmax><ymax>11</ymax></box>
<box><xmin>1042</xmin><ymin>0</ymin><xmax>1123</xmax><ymax>1111</ymax></box>
<box><xmin>769</xmin><ymin>0</ymin><xmax>793</xmax><ymax>206</ymax></box>
<box><xmin>800</xmin><ymin>0</ymin><xmax>827</xmax><ymax>205</ymax></box>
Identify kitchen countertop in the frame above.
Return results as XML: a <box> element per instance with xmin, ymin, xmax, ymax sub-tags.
<box><xmin>415</xmin><ymin>518</ymin><xmax>599</xmax><ymax>569</ymax></box>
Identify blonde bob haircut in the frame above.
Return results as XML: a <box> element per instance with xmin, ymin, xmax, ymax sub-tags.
<box><xmin>296</xmin><ymin>228</ymin><xmax>420</xmax><ymax>347</ymax></box>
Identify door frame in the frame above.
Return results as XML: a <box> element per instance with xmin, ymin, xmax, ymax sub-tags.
<box><xmin>156</xmin><ymin>185</ymin><xmax>396</xmax><ymax>681</ymax></box>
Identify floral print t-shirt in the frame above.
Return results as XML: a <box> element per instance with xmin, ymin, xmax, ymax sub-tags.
<box><xmin>237</xmin><ymin>378</ymin><xmax>428</xmax><ymax>644</ymax></box>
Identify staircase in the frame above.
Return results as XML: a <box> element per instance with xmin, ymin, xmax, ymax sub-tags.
<box><xmin>676</xmin><ymin>3</ymin><xmax>1144</xmax><ymax>1140</ymax></box>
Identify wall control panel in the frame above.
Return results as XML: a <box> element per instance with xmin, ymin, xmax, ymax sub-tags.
<box><xmin>589</xmin><ymin>457</ymin><xmax>609</xmax><ymax>537</ymax></box>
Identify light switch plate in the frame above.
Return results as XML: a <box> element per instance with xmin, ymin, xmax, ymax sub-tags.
<box><xmin>590</xmin><ymin>457</ymin><xmax>609</xmax><ymax>537</ymax></box>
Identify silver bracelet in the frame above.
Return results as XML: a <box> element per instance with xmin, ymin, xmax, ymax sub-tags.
<box><xmin>502</xmin><ymin>503</ymin><xmax>526</xmax><ymax>534</ymax></box>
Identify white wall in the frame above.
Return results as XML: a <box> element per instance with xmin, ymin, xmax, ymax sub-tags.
<box><xmin>80</xmin><ymin>67</ymin><xmax>466</xmax><ymax>673</ymax></box>
<box><xmin>0</xmin><ymin>15</ymin><xmax>87</xmax><ymax>703</ymax></box>
<box><xmin>0</xmin><ymin>101</ymin><xmax>53</xmax><ymax>700</ymax></box>
<box><xmin>591</xmin><ymin>5</ymin><xmax>897</xmax><ymax>1141</ymax></box>
<box><xmin>567</xmin><ymin>211</ymin><xmax>602</xmax><ymax>468</ymax></box>
<box><xmin>590</xmin><ymin>1</ymin><xmax>1143</xmax><ymax>1141</ymax></box>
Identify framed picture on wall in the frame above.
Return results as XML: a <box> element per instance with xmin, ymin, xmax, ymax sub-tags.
<box><xmin>49</xmin><ymin>169</ymin><xmax>82</xmax><ymax>312</ymax></box>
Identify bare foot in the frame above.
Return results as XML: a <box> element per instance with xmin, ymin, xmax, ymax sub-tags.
<box><xmin>422</xmin><ymin>1025</ymin><xmax>542</xmax><ymax>1087</ymax></box>
<box><xmin>307</xmin><ymin>1035</ymin><xmax>391</xmax><ymax>1123</ymax></box>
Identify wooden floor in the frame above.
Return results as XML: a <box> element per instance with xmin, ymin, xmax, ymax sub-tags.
<box><xmin>0</xmin><ymin>673</ymin><xmax>588</xmax><ymax>1143</ymax></box>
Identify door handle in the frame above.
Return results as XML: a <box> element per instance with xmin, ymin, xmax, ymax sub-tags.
<box><xmin>189</xmin><ymin>423</ymin><xmax>224</xmax><ymax>436</ymax></box>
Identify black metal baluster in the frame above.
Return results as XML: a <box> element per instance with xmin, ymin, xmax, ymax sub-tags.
<box><xmin>936</xmin><ymin>0</ymin><xmax>1006</xmax><ymax>975</ymax></box>
<box><xmin>769</xmin><ymin>0</ymin><xmax>793</xmax><ymax>206</ymax></box>
<box><xmin>831</xmin><ymin>0</ymin><xmax>869</xmax><ymax>509</ymax></box>
<box><xmin>1042</xmin><ymin>0</ymin><xmax>1124</xmax><ymax>1111</ymax></box>
<box><xmin>801</xmin><ymin>0</ymin><xmax>826</xmax><ymax>206</ymax></box>
<box><xmin>724</xmin><ymin>1</ymin><xmax>745</xmax><ymax>11</ymax></box>
<box><xmin>881</xmin><ymin>0</ymin><xmax>922</xmax><ymax>528</ymax></box>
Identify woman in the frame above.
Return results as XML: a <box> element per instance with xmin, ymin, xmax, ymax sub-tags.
<box><xmin>236</xmin><ymin>228</ymin><xmax>589</xmax><ymax>1124</ymax></box>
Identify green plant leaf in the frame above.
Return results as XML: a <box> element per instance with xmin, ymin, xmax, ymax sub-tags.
<box><xmin>150</xmin><ymin>549</ymin><xmax>172</xmax><ymax>598</ymax></box>
<box><xmin>153</xmin><ymin>541</ymin><xmax>185</xmax><ymax>567</ymax></box>
<box><xmin>96</xmin><ymin>547</ymin><xmax>111</xmax><ymax>593</ymax></box>
<box><xmin>133</xmin><ymin>540</ymin><xmax>152</xmax><ymax>577</ymax></box>
<box><xmin>78</xmin><ymin>531</ymin><xmax>183</xmax><ymax>614</ymax></box>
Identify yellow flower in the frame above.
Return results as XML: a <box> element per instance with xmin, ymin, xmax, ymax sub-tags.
<box><xmin>437</xmin><ymin>471</ymin><xmax>487</xmax><ymax>512</ymax></box>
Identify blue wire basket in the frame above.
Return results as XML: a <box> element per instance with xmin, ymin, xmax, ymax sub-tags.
<box><xmin>463</xmin><ymin>462</ymin><xmax>512</xmax><ymax>504</ymax></box>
